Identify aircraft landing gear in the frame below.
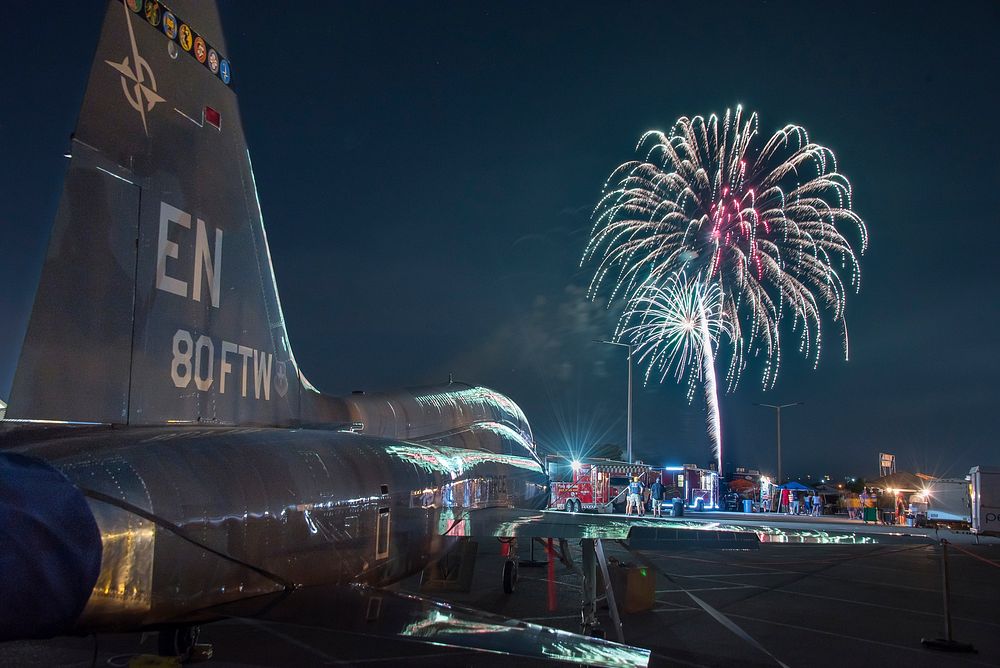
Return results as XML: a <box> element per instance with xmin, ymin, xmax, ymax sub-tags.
<box><xmin>157</xmin><ymin>625</ymin><xmax>213</xmax><ymax>662</ymax></box>
<box><xmin>499</xmin><ymin>537</ymin><xmax>519</xmax><ymax>593</ymax></box>
<box><xmin>502</xmin><ymin>558</ymin><xmax>518</xmax><ymax>593</ymax></box>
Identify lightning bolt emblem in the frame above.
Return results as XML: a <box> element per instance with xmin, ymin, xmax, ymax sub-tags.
<box><xmin>105</xmin><ymin>1</ymin><xmax>165</xmax><ymax>135</ymax></box>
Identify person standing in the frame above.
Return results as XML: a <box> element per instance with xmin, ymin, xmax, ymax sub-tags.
<box><xmin>813</xmin><ymin>492</ymin><xmax>822</xmax><ymax>516</ymax></box>
<box><xmin>907</xmin><ymin>497</ymin><xmax>919</xmax><ymax>527</ymax></box>
<box><xmin>626</xmin><ymin>476</ymin><xmax>645</xmax><ymax>517</ymax></box>
<box><xmin>853</xmin><ymin>493</ymin><xmax>863</xmax><ymax>520</ymax></box>
<box><xmin>650</xmin><ymin>477</ymin><xmax>665</xmax><ymax>517</ymax></box>
<box><xmin>779</xmin><ymin>487</ymin><xmax>790</xmax><ymax>514</ymax></box>
<box><xmin>862</xmin><ymin>488</ymin><xmax>877</xmax><ymax>524</ymax></box>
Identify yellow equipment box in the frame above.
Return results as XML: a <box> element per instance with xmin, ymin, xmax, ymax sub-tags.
<box><xmin>608</xmin><ymin>563</ymin><xmax>656</xmax><ymax>613</ymax></box>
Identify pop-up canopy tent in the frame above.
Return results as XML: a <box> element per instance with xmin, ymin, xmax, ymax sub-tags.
<box><xmin>727</xmin><ymin>479</ymin><xmax>756</xmax><ymax>492</ymax></box>
<box><xmin>779</xmin><ymin>481</ymin><xmax>814</xmax><ymax>492</ymax></box>
<box><xmin>869</xmin><ymin>471</ymin><xmax>923</xmax><ymax>494</ymax></box>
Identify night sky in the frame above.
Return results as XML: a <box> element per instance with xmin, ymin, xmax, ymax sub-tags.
<box><xmin>1</xmin><ymin>1</ymin><xmax>998</xmax><ymax>479</ymax></box>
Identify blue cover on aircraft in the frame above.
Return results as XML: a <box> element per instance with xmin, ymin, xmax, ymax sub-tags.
<box><xmin>0</xmin><ymin>453</ymin><xmax>101</xmax><ymax>640</ymax></box>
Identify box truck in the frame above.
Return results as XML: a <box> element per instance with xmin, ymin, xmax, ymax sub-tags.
<box><xmin>970</xmin><ymin>466</ymin><xmax>1000</xmax><ymax>536</ymax></box>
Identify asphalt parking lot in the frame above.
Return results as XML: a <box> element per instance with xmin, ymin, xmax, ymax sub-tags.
<box><xmin>443</xmin><ymin>537</ymin><xmax>1000</xmax><ymax>667</ymax></box>
<box><xmin>3</xmin><ymin>517</ymin><xmax>999</xmax><ymax>667</ymax></box>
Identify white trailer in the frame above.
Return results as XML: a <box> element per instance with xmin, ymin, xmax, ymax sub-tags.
<box><xmin>923</xmin><ymin>478</ymin><xmax>971</xmax><ymax>526</ymax></box>
<box><xmin>970</xmin><ymin>466</ymin><xmax>1000</xmax><ymax>536</ymax></box>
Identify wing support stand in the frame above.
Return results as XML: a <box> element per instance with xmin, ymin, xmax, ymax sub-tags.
<box><xmin>579</xmin><ymin>538</ymin><xmax>624</xmax><ymax>643</ymax></box>
<box><xmin>519</xmin><ymin>537</ymin><xmax>550</xmax><ymax>567</ymax></box>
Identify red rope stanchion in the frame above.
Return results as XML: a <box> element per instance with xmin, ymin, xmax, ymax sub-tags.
<box><xmin>943</xmin><ymin>541</ymin><xmax>1000</xmax><ymax>569</ymax></box>
<box><xmin>546</xmin><ymin>538</ymin><xmax>557</xmax><ymax>611</ymax></box>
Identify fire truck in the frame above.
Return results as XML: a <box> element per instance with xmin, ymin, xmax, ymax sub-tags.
<box><xmin>550</xmin><ymin>460</ymin><xmax>657</xmax><ymax>513</ymax></box>
<box><xmin>660</xmin><ymin>464</ymin><xmax>720</xmax><ymax>511</ymax></box>
<box><xmin>550</xmin><ymin>459</ymin><xmax>720</xmax><ymax>513</ymax></box>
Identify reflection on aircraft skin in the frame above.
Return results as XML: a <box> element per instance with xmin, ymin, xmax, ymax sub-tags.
<box><xmin>3</xmin><ymin>384</ymin><xmax>548</xmax><ymax>633</ymax></box>
<box><xmin>401</xmin><ymin>608</ymin><xmax>649</xmax><ymax>666</ymax></box>
<box><xmin>202</xmin><ymin>582</ymin><xmax>651</xmax><ymax>667</ymax></box>
<box><xmin>472</xmin><ymin>511</ymin><xmax>901</xmax><ymax>545</ymax></box>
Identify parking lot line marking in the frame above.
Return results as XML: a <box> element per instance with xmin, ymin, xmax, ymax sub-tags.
<box><xmin>724</xmin><ymin>612</ymin><xmax>997</xmax><ymax>665</ymax></box>
<box><xmin>662</xmin><ymin>572</ymin><xmax>1000</xmax><ymax>629</ymax></box>
<box><xmin>656</xmin><ymin>585</ymin><xmax>755</xmax><ymax>593</ymax></box>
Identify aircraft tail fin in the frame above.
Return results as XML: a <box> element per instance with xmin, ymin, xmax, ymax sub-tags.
<box><xmin>9</xmin><ymin>1</ymin><xmax>305</xmax><ymax>426</ymax></box>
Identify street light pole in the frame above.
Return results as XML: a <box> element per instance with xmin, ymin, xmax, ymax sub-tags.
<box><xmin>754</xmin><ymin>402</ymin><xmax>802</xmax><ymax>484</ymax></box>
<box><xmin>595</xmin><ymin>340</ymin><xmax>634</xmax><ymax>464</ymax></box>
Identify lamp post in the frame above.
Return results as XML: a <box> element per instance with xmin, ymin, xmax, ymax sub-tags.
<box><xmin>594</xmin><ymin>340</ymin><xmax>633</xmax><ymax>464</ymax></box>
<box><xmin>754</xmin><ymin>402</ymin><xmax>802</xmax><ymax>484</ymax></box>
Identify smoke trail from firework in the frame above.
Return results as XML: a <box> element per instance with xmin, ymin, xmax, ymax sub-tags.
<box><xmin>584</xmin><ymin>106</ymin><xmax>867</xmax><ymax>391</ymax></box>
<box><xmin>620</xmin><ymin>272</ymin><xmax>729</xmax><ymax>470</ymax></box>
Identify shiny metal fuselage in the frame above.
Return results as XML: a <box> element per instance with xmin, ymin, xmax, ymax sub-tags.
<box><xmin>3</xmin><ymin>385</ymin><xmax>548</xmax><ymax>633</ymax></box>
<box><xmin>1</xmin><ymin>1</ymin><xmax>550</xmax><ymax>640</ymax></box>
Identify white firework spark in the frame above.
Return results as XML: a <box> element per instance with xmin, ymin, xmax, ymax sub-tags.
<box><xmin>584</xmin><ymin>105</ymin><xmax>867</xmax><ymax>390</ymax></box>
<box><xmin>618</xmin><ymin>272</ymin><xmax>730</xmax><ymax>469</ymax></box>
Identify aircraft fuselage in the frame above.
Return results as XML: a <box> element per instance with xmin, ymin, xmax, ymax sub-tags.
<box><xmin>3</xmin><ymin>420</ymin><xmax>548</xmax><ymax>633</ymax></box>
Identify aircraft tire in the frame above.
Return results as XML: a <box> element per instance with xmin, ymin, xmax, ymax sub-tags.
<box><xmin>502</xmin><ymin>559</ymin><xmax>518</xmax><ymax>593</ymax></box>
<box><xmin>158</xmin><ymin>625</ymin><xmax>199</xmax><ymax>658</ymax></box>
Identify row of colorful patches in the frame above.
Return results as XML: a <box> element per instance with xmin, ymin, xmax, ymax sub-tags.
<box><xmin>128</xmin><ymin>0</ymin><xmax>232</xmax><ymax>85</ymax></box>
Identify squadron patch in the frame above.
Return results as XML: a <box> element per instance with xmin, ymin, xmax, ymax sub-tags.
<box><xmin>162</xmin><ymin>12</ymin><xmax>178</xmax><ymax>40</ymax></box>
<box><xmin>179</xmin><ymin>24</ymin><xmax>193</xmax><ymax>51</ymax></box>
<box><xmin>194</xmin><ymin>36</ymin><xmax>207</xmax><ymax>64</ymax></box>
<box><xmin>129</xmin><ymin>1</ymin><xmax>233</xmax><ymax>88</ymax></box>
<box><xmin>144</xmin><ymin>1</ymin><xmax>161</xmax><ymax>27</ymax></box>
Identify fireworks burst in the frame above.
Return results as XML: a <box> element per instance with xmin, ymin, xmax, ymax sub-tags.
<box><xmin>583</xmin><ymin>105</ymin><xmax>867</xmax><ymax>390</ymax></box>
<box><xmin>619</xmin><ymin>272</ymin><xmax>731</xmax><ymax>467</ymax></box>
<box><xmin>619</xmin><ymin>271</ymin><xmax>727</xmax><ymax>395</ymax></box>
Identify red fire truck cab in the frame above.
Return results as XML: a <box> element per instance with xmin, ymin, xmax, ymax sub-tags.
<box><xmin>550</xmin><ymin>460</ymin><xmax>657</xmax><ymax>513</ymax></box>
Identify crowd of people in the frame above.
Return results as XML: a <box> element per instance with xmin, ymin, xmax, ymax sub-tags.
<box><xmin>625</xmin><ymin>475</ymin><xmax>669</xmax><ymax>517</ymax></box>
<box><xmin>756</xmin><ymin>486</ymin><xmax>916</xmax><ymax>525</ymax></box>
<box><xmin>620</xmin><ymin>475</ymin><xmax>915</xmax><ymax>526</ymax></box>
<box><xmin>844</xmin><ymin>488</ymin><xmax>911</xmax><ymax>525</ymax></box>
<box><xmin>762</xmin><ymin>488</ymin><xmax>824</xmax><ymax>516</ymax></box>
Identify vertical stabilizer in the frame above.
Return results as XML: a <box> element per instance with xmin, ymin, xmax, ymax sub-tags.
<box><xmin>9</xmin><ymin>1</ymin><xmax>303</xmax><ymax>426</ymax></box>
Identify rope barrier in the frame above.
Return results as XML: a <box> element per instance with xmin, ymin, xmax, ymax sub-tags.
<box><xmin>942</xmin><ymin>540</ymin><xmax>1000</xmax><ymax>569</ymax></box>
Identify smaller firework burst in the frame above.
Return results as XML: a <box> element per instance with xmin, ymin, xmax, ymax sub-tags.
<box><xmin>618</xmin><ymin>271</ymin><xmax>730</xmax><ymax>469</ymax></box>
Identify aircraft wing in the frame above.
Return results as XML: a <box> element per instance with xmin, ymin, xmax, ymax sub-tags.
<box><xmin>185</xmin><ymin>582</ymin><xmax>651</xmax><ymax>668</ymax></box>
<box><xmin>445</xmin><ymin>507</ymin><xmax>940</xmax><ymax>546</ymax></box>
